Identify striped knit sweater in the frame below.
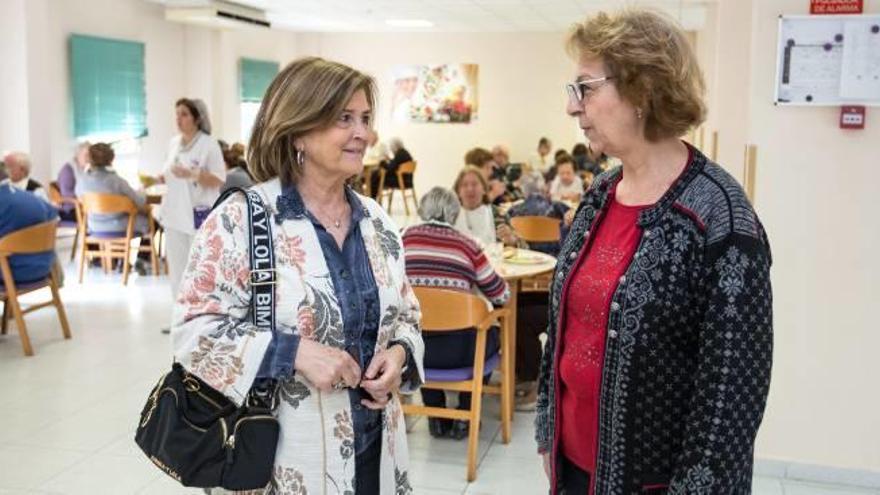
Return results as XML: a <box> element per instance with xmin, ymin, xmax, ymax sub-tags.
<box><xmin>402</xmin><ymin>222</ymin><xmax>510</xmax><ymax>306</ymax></box>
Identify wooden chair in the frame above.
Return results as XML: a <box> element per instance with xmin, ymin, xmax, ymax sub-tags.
<box><xmin>509</xmin><ymin>216</ymin><xmax>561</xmax><ymax>244</ymax></box>
<box><xmin>510</xmin><ymin>216</ymin><xmax>561</xmax><ymax>292</ymax></box>
<box><xmin>78</xmin><ymin>193</ymin><xmax>159</xmax><ymax>286</ymax></box>
<box><xmin>403</xmin><ymin>287</ymin><xmax>512</xmax><ymax>482</ymax></box>
<box><xmin>47</xmin><ymin>181</ymin><xmax>84</xmax><ymax>262</ymax></box>
<box><xmin>0</xmin><ymin>220</ymin><xmax>72</xmax><ymax>356</ymax></box>
<box><xmin>379</xmin><ymin>161</ymin><xmax>419</xmax><ymax>215</ymax></box>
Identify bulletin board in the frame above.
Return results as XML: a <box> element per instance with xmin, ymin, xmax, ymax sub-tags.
<box><xmin>774</xmin><ymin>14</ymin><xmax>880</xmax><ymax>106</ymax></box>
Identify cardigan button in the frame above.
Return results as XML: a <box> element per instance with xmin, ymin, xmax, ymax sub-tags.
<box><xmin>609</xmin><ymin>330</ymin><xmax>618</xmax><ymax>339</ymax></box>
<box><xmin>619</xmin><ymin>275</ymin><xmax>626</xmax><ymax>284</ymax></box>
<box><xmin>584</xmin><ymin>230</ymin><xmax>590</xmax><ymax>238</ymax></box>
<box><xmin>610</xmin><ymin>302</ymin><xmax>620</xmax><ymax>312</ymax></box>
<box><xmin>568</xmin><ymin>252</ymin><xmax>577</xmax><ymax>260</ymax></box>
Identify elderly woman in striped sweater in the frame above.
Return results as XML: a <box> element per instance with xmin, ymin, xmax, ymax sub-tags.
<box><xmin>402</xmin><ymin>187</ymin><xmax>510</xmax><ymax>440</ymax></box>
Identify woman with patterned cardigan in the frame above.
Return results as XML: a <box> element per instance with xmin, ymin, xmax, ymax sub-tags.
<box><xmin>171</xmin><ymin>57</ymin><xmax>424</xmax><ymax>495</ymax></box>
<box><xmin>535</xmin><ymin>10</ymin><xmax>773</xmax><ymax>495</ymax></box>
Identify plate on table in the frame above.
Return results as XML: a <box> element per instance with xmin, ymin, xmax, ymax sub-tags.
<box><xmin>504</xmin><ymin>250</ymin><xmax>547</xmax><ymax>265</ymax></box>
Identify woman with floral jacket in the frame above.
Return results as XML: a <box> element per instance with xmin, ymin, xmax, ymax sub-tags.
<box><xmin>171</xmin><ymin>57</ymin><xmax>424</xmax><ymax>495</ymax></box>
<box><xmin>536</xmin><ymin>10</ymin><xmax>773</xmax><ymax>494</ymax></box>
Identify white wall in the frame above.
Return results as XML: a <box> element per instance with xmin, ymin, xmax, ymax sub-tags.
<box><xmin>0</xmin><ymin>0</ymin><xmax>32</xmax><ymax>153</ymax></box>
<box><xmin>13</xmin><ymin>0</ymin><xmax>298</xmax><ymax>181</ymax></box>
<box><xmin>732</xmin><ymin>0</ymin><xmax>880</xmax><ymax>472</ymax></box>
<box><xmin>295</xmin><ymin>31</ymin><xmax>580</xmax><ymax>191</ymax></box>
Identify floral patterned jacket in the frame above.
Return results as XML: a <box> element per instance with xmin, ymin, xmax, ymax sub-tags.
<box><xmin>535</xmin><ymin>147</ymin><xmax>773</xmax><ymax>494</ymax></box>
<box><xmin>171</xmin><ymin>178</ymin><xmax>425</xmax><ymax>495</ymax></box>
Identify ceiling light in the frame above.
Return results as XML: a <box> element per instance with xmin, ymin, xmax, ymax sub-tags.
<box><xmin>385</xmin><ymin>19</ymin><xmax>434</xmax><ymax>28</ymax></box>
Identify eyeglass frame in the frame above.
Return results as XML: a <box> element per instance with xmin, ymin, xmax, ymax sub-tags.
<box><xmin>566</xmin><ymin>76</ymin><xmax>615</xmax><ymax>103</ymax></box>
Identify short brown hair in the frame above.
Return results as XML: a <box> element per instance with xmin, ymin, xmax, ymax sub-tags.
<box><xmin>556</xmin><ymin>154</ymin><xmax>575</xmax><ymax>168</ymax></box>
<box><xmin>248</xmin><ymin>57</ymin><xmax>377</xmax><ymax>185</ymax></box>
<box><xmin>464</xmin><ymin>147</ymin><xmax>494</xmax><ymax>168</ymax></box>
<box><xmin>567</xmin><ymin>9</ymin><xmax>705</xmax><ymax>141</ymax></box>
<box><xmin>89</xmin><ymin>143</ymin><xmax>115</xmax><ymax>168</ymax></box>
<box><xmin>453</xmin><ymin>165</ymin><xmax>490</xmax><ymax>205</ymax></box>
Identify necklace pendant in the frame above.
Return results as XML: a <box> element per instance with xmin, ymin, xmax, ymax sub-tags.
<box><xmin>334</xmin><ymin>220</ymin><xmax>341</xmax><ymax>228</ymax></box>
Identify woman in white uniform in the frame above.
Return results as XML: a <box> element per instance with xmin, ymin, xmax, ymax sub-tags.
<box><xmin>158</xmin><ymin>98</ymin><xmax>225</xmax><ymax>331</ymax></box>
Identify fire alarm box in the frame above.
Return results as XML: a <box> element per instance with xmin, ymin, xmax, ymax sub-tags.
<box><xmin>840</xmin><ymin>106</ymin><xmax>865</xmax><ymax>129</ymax></box>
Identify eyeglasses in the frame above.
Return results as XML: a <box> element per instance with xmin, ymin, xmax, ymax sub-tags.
<box><xmin>566</xmin><ymin>76</ymin><xmax>615</xmax><ymax>103</ymax></box>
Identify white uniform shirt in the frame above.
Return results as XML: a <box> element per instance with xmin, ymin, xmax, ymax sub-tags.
<box><xmin>158</xmin><ymin>131</ymin><xmax>225</xmax><ymax>234</ymax></box>
<box><xmin>550</xmin><ymin>175</ymin><xmax>584</xmax><ymax>201</ymax></box>
<box><xmin>454</xmin><ymin>204</ymin><xmax>496</xmax><ymax>247</ymax></box>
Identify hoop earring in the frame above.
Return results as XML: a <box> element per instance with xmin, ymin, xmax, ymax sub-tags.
<box><xmin>636</xmin><ymin>108</ymin><xmax>644</xmax><ymax>120</ymax></box>
<box><xmin>295</xmin><ymin>147</ymin><xmax>304</xmax><ymax>167</ymax></box>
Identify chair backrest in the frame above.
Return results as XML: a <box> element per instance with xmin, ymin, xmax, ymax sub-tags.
<box><xmin>413</xmin><ymin>287</ymin><xmax>491</xmax><ymax>332</ymax></box>
<box><xmin>79</xmin><ymin>193</ymin><xmax>138</xmax><ymax>216</ymax></box>
<box><xmin>510</xmin><ymin>216</ymin><xmax>561</xmax><ymax>243</ymax></box>
<box><xmin>47</xmin><ymin>182</ymin><xmax>63</xmax><ymax>206</ymax></box>
<box><xmin>0</xmin><ymin>220</ymin><xmax>58</xmax><ymax>255</ymax></box>
<box><xmin>398</xmin><ymin>161</ymin><xmax>417</xmax><ymax>175</ymax></box>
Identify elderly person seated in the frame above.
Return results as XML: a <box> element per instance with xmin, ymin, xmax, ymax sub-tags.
<box><xmin>75</xmin><ymin>143</ymin><xmax>150</xmax><ymax>238</ymax></box>
<box><xmin>56</xmin><ymin>142</ymin><xmax>91</xmax><ymax>221</ymax></box>
<box><xmin>370</xmin><ymin>137</ymin><xmax>414</xmax><ymax>198</ymax></box>
<box><xmin>504</xmin><ymin>173</ymin><xmax>570</xmax><ymax>412</ymax></box>
<box><xmin>549</xmin><ymin>155</ymin><xmax>585</xmax><ymax>203</ymax></box>
<box><xmin>491</xmin><ymin>144</ymin><xmax>511</xmax><ymax>171</ymax></box>
<box><xmin>508</xmin><ymin>171</ymin><xmax>571</xmax><ymax>256</ymax></box>
<box><xmin>452</xmin><ymin>165</ymin><xmax>525</xmax><ymax>248</ymax></box>
<box><xmin>220</xmin><ymin>142</ymin><xmax>253</xmax><ymax>193</ymax></box>
<box><xmin>402</xmin><ymin>187</ymin><xmax>510</xmax><ymax>440</ymax></box>
<box><xmin>1</xmin><ymin>152</ymin><xmax>48</xmax><ymax>202</ymax></box>
<box><xmin>0</xmin><ymin>182</ymin><xmax>58</xmax><ymax>287</ymax></box>
<box><xmin>464</xmin><ymin>147</ymin><xmax>508</xmax><ymax>204</ymax></box>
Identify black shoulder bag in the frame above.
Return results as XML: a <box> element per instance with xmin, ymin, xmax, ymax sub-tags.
<box><xmin>135</xmin><ymin>187</ymin><xmax>280</xmax><ymax>490</ymax></box>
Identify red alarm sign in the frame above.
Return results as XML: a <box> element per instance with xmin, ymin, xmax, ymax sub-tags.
<box><xmin>810</xmin><ymin>0</ymin><xmax>863</xmax><ymax>14</ymax></box>
<box><xmin>840</xmin><ymin>106</ymin><xmax>866</xmax><ymax>129</ymax></box>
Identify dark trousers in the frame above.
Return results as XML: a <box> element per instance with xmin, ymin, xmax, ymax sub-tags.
<box><xmin>559</xmin><ymin>456</ymin><xmax>591</xmax><ymax>495</ymax></box>
<box><xmin>355</xmin><ymin>431</ymin><xmax>382</xmax><ymax>495</ymax></box>
<box><xmin>369</xmin><ymin>171</ymin><xmax>413</xmax><ymax>198</ymax></box>
<box><xmin>516</xmin><ymin>291</ymin><xmax>548</xmax><ymax>382</ymax></box>
<box><xmin>421</xmin><ymin>327</ymin><xmax>499</xmax><ymax>410</ymax></box>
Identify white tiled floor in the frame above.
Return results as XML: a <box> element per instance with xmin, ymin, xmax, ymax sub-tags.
<box><xmin>0</xmin><ymin>248</ymin><xmax>877</xmax><ymax>494</ymax></box>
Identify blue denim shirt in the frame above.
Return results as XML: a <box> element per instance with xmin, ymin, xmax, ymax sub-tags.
<box><xmin>258</xmin><ymin>185</ymin><xmax>394</xmax><ymax>456</ymax></box>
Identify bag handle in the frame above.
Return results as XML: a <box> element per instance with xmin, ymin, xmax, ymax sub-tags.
<box><xmin>212</xmin><ymin>187</ymin><xmax>278</xmax><ymax>405</ymax></box>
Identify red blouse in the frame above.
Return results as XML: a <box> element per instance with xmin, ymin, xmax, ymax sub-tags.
<box><xmin>559</xmin><ymin>192</ymin><xmax>647</xmax><ymax>483</ymax></box>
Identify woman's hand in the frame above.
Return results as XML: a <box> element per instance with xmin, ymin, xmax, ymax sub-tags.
<box><xmin>563</xmin><ymin>209</ymin><xmax>575</xmax><ymax>227</ymax></box>
<box><xmin>496</xmin><ymin>224</ymin><xmax>518</xmax><ymax>246</ymax></box>
<box><xmin>542</xmin><ymin>453</ymin><xmax>551</xmax><ymax>480</ymax></box>
<box><xmin>360</xmin><ymin>344</ymin><xmax>407</xmax><ymax>410</ymax></box>
<box><xmin>170</xmin><ymin>163</ymin><xmax>193</xmax><ymax>179</ymax></box>
<box><xmin>294</xmin><ymin>339</ymin><xmax>362</xmax><ymax>392</ymax></box>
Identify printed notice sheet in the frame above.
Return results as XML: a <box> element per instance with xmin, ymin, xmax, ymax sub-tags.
<box><xmin>775</xmin><ymin>15</ymin><xmax>880</xmax><ymax>106</ymax></box>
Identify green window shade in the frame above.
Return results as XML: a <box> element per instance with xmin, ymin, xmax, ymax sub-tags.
<box><xmin>69</xmin><ymin>34</ymin><xmax>146</xmax><ymax>139</ymax></box>
<box><xmin>240</xmin><ymin>58</ymin><xmax>279</xmax><ymax>102</ymax></box>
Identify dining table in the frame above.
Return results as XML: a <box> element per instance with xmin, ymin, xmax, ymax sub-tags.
<box><xmin>144</xmin><ymin>183</ymin><xmax>167</xmax><ymax>205</ymax></box>
<box><xmin>489</xmin><ymin>247</ymin><xmax>557</xmax><ymax>419</ymax></box>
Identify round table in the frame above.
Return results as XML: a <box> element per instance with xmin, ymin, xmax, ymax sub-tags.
<box><xmin>490</xmin><ymin>248</ymin><xmax>557</xmax><ymax>418</ymax></box>
<box><xmin>145</xmin><ymin>184</ymin><xmax>167</xmax><ymax>205</ymax></box>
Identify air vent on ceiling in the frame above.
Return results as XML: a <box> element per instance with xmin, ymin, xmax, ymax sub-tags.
<box><xmin>165</xmin><ymin>1</ymin><xmax>270</xmax><ymax>30</ymax></box>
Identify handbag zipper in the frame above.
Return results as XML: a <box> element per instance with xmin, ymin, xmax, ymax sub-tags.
<box><xmin>225</xmin><ymin>414</ymin><xmax>276</xmax><ymax>465</ymax></box>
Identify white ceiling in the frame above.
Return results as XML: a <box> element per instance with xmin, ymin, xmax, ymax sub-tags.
<box><xmin>150</xmin><ymin>0</ymin><xmax>713</xmax><ymax>32</ymax></box>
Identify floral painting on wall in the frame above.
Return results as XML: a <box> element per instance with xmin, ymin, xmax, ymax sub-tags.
<box><xmin>390</xmin><ymin>63</ymin><xmax>479</xmax><ymax>124</ymax></box>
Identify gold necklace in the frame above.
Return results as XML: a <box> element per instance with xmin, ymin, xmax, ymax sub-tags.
<box><xmin>310</xmin><ymin>201</ymin><xmax>348</xmax><ymax>230</ymax></box>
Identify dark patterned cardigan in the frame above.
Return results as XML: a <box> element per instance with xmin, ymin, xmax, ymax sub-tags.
<box><xmin>535</xmin><ymin>147</ymin><xmax>773</xmax><ymax>494</ymax></box>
